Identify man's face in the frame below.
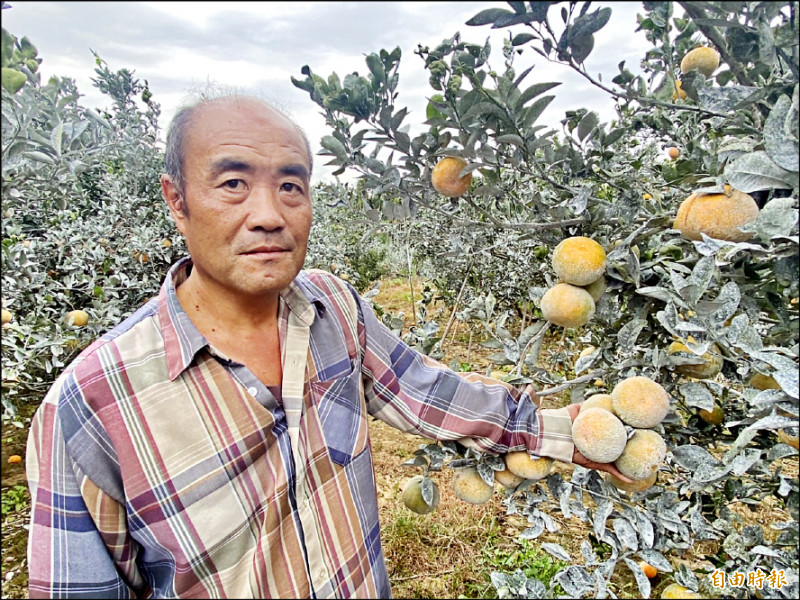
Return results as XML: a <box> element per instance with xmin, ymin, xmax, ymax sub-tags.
<box><xmin>163</xmin><ymin>98</ymin><xmax>312</xmax><ymax>300</ymax></box>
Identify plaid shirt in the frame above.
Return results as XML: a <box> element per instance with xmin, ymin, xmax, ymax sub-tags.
<box><xmin>26</xmin><ymin>257</ymin><xmax>574</xmax><ymax>599</ymax></box>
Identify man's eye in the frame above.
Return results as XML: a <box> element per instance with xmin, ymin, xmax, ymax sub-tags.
<box><xmin>222</xmin><ymin>179</ymin><xmax>245</xmax><ymax>190</ymax></box>
<box><xmin>281</xmin><ymin>182</ymin><xmax>303</xmax><ymax>193</ymax></box>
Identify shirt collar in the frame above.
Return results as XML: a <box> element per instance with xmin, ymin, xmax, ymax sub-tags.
<box><xmin>159</xmin><ymin>257</ymin><xmax>323</xmax><ymax>381</ymax></box>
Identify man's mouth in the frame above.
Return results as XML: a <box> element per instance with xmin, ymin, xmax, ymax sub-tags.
<box><xmin>241</xmin><ymin>246</ymin><xmax>290</xmax><ymax>257</ymax></box>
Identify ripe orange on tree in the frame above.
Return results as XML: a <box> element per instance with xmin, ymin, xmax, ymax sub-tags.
<box><xmin>680</xmin><ymin>46</ymin><xmax>720</xmax><ymax>78</ymax></box>
<box><xmin>673</xmin><ymin>188</ymin><xmax>759</xmax><ymax>242</ymax></box>
<box><xmin>431</xmin><ymin>156</ymin><xmax>472</xmax><ymax>198</ymax></box>
<box><xmin>66</xmin><ymin>309</ymin><xmax>89</xmax><ymax>327</ymax></box>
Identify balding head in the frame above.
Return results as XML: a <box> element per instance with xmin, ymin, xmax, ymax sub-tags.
<box><xmin>163</xmin><ymin>93</ymin><xmax>313</xmax><ymax>201</ymax></box>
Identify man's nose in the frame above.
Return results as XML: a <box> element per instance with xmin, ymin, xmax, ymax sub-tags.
<box><xmin>245</xmin><ymin>187</ymin><xmax>286</xmax><ymax>231</ymax></box>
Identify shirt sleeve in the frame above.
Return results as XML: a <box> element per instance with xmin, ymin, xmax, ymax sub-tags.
<box><xmin>26</xmin><ymin>379</ymin><xmax>148</xmax><ymax>599</ymax></box>
<box><xmin>355</xmin><ymin>291</ymin><xmax>575</xmax><ymax>463</ymax></box>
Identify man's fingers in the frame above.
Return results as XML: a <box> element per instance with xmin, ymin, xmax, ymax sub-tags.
<box><xmin>572</xmin><ymin>449</ymin><xmax>636</xmax><ymax>483</ymax></box>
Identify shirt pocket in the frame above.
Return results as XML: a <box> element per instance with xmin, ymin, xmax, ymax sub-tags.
<box><xmin>310</xmin><ymin>361</ymin><xmax>368</xmax><ymax>467</ymax></box>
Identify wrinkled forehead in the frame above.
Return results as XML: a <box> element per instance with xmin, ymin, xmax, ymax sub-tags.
<box><xmin>187</xmin><ymin>98</ymin><xmax>310</xmax><ymax>165</ymax></box>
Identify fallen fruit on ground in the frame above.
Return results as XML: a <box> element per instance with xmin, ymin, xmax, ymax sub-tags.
<box><xmin>504</xmin><ymin>452</ymin><xmax>553</xmax><ymax>481</ymax></box>
<box><xmin>660</xmin><ymin>582</ymin><xmax>703</xmax><ymax>599</ymax></box>
<box><xmin>639</xmin><ymin>560</ymin><xmax>658</xmax><ymax>579</ymax></box>
<box><xmin>1</xmin><ymin>308</ymin><xmax>11</xmax><ymax>325</ymax></box>
<box><xmin>699</xmin><ymin>404</ymin><xmax>725</xmax><ymax>426</ymax></box>
<box><xmin>452</xmin><ymin>466</ymin><xmax>494</xmax><ymax>504</ymax></box>
<box><xmin>401</xmin><ymin>475</ymin><xmax>440</xmax><ymax>515</ymax></box>
<box><xmin>552</xmin><ymin>236</ymin><xmax>607</xmax><ymax>286</ymax></box>
<box><xmin>431</xmin><ymin>156</ymin><xmax>472</xmax><ymax>198</ymax></box>
<box><xmin>611</xmin><ymin>376</ymin><xmax>670</xmax><ymax>428</ymax></box>
<box><xmin>580</xmin><ymin>394</ymin><xmax>615</xmax><ymax>414</ymax></box>
<box><xmin>680</xmin><ymin>46</ymin><xmax>720</xmax><ymax>78</ymax></box>
<box><xmin>66</xmin><ymin>309</ymin><xmax>89</xmax><ymax>327</ymax></box>
<box><xmin>7</xmin><ymin>455</ymin><xmax>23</xmax><ymax>464</ymax></box>
<box><xmin>605</xmin><ymin>470</ymin><xmax>658</xmax><ymax>493</ymax></box>
<box><xmin>667</xmin><ymin>341</ymin><xmax>723</xmax><ymax>379</ymax></box>
<box><xmin>673</xmin><ymin>188</ymin><xmax>759</xmax><ymax>242</ymax></box>
<box><xmin>572</xmin><ymin>407</ymin><xmax>628</xmax><ymax>463</ymax></box>
<box><xmin>540</xmin><ymin>283</ymin><xmax>596</xmax><ymax>328</ymax></box>
<box><xmin>615</xmin><ymin>429</ymin><xmax>667</xmax><ymax>481</ymax></box>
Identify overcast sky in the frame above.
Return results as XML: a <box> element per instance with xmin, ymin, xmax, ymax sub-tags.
<box><xmin>4</xmin><ymin>1</ymin><xmax>656</xmax><ymax>184</ymax></box>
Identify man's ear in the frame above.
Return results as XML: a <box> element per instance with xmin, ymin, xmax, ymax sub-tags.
<box><xmin>161</xmin><ymin>174</ymin><xmax>188</xmax><ymax>232</ymax></box>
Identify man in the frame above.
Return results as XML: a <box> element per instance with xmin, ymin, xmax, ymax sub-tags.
<box><xmin>26</xmin><ymin>94</ymin><xmax>632</xmax><ymax>599</ymax></box>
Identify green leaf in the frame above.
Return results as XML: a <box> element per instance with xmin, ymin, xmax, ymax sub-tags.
<box><xmin>763</xmin><ymin>94</ymin><xmax>799</xmax><ymax>172</ymax></box>
<box><xmin>50</xmin><ymin>122</ymin><xmax>64</xmax><ymax>157</ymax></box>
<box><xmin>18</xmin><ymin>36</ymin><xmax>38</xmax><ymax>59</ymax></box>
<box><xmin>514</xmin><ymin>81</ymin><xmax>561</xmax><ymax>111</ymax></box>
<box><xmin>757</xmin><ymin>19</ymin><xmax>776</xmax><ymax>67</ymax></box>
<box><xmin>604</xmin><ymin>128</ymin><xmax>627</xmax><ymax>146</ymax></box>
<box><xmin>492</xmin><ymin>12</ymin><xmax>543</xmax><ymax>28</ymax></box>
<box><xmin>496</xmin><ymin>134</ymin><xmax>525</xmax><ymax>147</ymax></box>
<box><xmin>527</xmin><ymin>1</ymin><xmax>552</xmax><ymax>23</ymax></box>
<box><xmin>1</xmin><ymin>67</ymin><xmax>26</xmax><ymax>94</ymax></box>
<box><xmin>426</xmin><ymin>94</ymin><xmax>447</xmax><ymax>121</ymax></box>
<box><xmin>511</xmin><ymin>33</ymin><xmax>535</xmax><ymax>46</ymax></box>
<box><xmin>697</xmin><ymin>85</ymin><xmax>760</xmax><ymax>112</ymax></box>
<box><xmin>365</xmin><ymin>52</ymin><xmax>385</xmax><ymax>85</ymax></box>
<box><xmin>577</xmin><ymin>111</ymin><xmax>599</xmax><ymax>142</ymax></box>
<box><xmin>22</xmin><ymin>151</ymin><xmax>55</xmax><ymax>164</ymax></box>
<box><xmin>724</xmin><ymin>151</ymin><xmax>797</xmax><ymax>192</ymax></box>
<box><xmin>466</xmin><ymin>8</ymin><xmax>514</xmax><ymax>26</ymax></box>
<box><xmin>568</xmin><ymin>7</ymin><xmax>612</xmax><ymax>40</ymax></box>
<box><xmin>521</xmin><ymin>95</ymin><xmax>555</xmax><ymax>129</ymax></box>
<box><xmin>320</xmin><ymin>135</ymin><xmax>348</xmax><ymax>161</ymax></box>
<box><xmin>569</xmin><ymin>33</ymin><xmax>595</xmax><ymax>64</ymax></box>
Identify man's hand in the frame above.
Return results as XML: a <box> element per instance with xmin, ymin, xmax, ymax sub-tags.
<box><xmin>566</xmin><ymin>403</ymin><xmax>636</xmax><ymax>483</ymax></box>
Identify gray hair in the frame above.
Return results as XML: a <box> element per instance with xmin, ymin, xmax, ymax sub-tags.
<box><xmin>163</xmin><ymin>87</ymin><xmax>314</xmax><ymax>199</ymax></box>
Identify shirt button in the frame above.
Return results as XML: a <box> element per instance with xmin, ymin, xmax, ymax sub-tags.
<box><xmin>317</xmin><ymin>568</ymin><xmax>327</xmax><ymax>579</ymax></box>
<box><xmin>247</xmin><ymin>386</ymin><xmax>258</xmax><ymax>397</ymax></box>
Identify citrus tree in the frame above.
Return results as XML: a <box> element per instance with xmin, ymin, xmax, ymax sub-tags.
<box><xmin>291</xmin><ymin>1</ymin><xmax>798</xmax><ymax>597</ymax></box>
<box><xmin>1</xmin><ymin>26</ymin><xmax>180</xmax><ymax>421</ymax></box>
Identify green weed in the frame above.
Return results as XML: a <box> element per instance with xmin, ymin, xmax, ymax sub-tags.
<box><xmin>1</xmin><ymin>485</ymin><xmax>30</xmax><ymax>517</ymax></box>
